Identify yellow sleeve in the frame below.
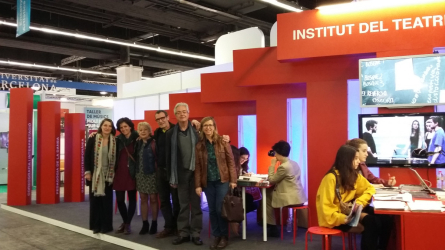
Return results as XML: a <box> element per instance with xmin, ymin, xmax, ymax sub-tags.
<box><xmin>354</xmin><ymin>174</ymin><xmax>376</xmax><ymax>207</ymax></box>
<box><xmin>316</xmin><ymin>174</ymin><xmax>347</xmax><ymax>228</ymax></box>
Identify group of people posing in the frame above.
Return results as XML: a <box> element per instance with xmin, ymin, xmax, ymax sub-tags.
<box><xmin>84</xmin><ymin>101</ymin><xmax>397</xmax><ymax>250</ymax></box>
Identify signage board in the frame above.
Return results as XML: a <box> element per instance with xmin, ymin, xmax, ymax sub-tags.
<box><xmin>84</xmin><ymin>107</ymin><xmax>113</xmax><ymax>130</ymax></box>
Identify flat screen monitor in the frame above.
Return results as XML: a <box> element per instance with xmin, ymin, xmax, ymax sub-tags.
<box><xmin>0</xmin><ymin>132</ymin><xmax>8</xmax><ymax>149</ymax></box>
<box><xmin>359</xmin><ymin>54</ymin><xmax>445</xmax><ymax>107</ymax></box>
<box><xmin>358</xmin><ymin>113</ymin><xmax>445</xmax><ymax>167</ymax></box>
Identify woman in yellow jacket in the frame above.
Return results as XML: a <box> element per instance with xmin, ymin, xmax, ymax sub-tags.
<box><xmin>316</xmin><ymin>145</ymin><xmax>384</xmax><ymax>250</ymax></box>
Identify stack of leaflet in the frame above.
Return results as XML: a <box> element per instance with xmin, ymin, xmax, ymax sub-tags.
<box><xmin>434</xmin><ymin>188</ymin><xmax>445</xmax><ymax>200</ymax></box>
<box><xmin>373</xmin><ymin>200</ymin><xmax>406</xmax><ymax>211</ymax></box>
<box><xmin>373</xmin><ymin>193</ymin><xmax>411</xmax><ymax>211</ymax></box>
<box><xmin>237</xmin><ymin>174</ymin><xmax>269</xmax><ymax>187</ymax></box>
<box><xmin>407</xmin><ymin>200</ymin><xmax>444</xmax><ymax>212</ymax></box>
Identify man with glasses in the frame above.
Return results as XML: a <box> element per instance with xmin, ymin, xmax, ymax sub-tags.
<box><xmin>165</xmin><ymin>103</ymin><xmax>203</xmax><ymax>246</ymax></box>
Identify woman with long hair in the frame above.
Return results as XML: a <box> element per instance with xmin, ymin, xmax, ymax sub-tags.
<box><xmin>316</xmin><ymin>145</ymin><xmax>387</xmax><ymax>250</ymax></box>
<box><xmin>239</xmin><ymin>147</ymin><xmax>250</xmax><ymax>175</ymax></box>
<box><xmin>403</xmin><ymin>120</ymin><xmax>424</xmax><ymax>156</ymax></box>
<box><xmin>134</xmin><ymin>122</ymin><xmax>159</xmax><ymax>235</ymax></box>
<box><xmin>347</xmin><ymin>138</ymin><xmax>396</xmax><ymax>187</ymax></box>
<box><xmin>194</xmin><ymin>117</ymin><xmax>237</xmax><ymax>250</ymax></box>
<box><xmin>114</xmin><ymin>117</ymin><xmax>139</xmax><ymax>234</ymax></box>
<box><xmin>84</xmin><ymin>118</ymin><xmax>117</xmax><ymax>234</ymax></box>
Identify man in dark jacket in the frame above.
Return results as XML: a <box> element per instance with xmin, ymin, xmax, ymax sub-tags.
<box><xmin>153</xmin><ymin>110</ymin><xmax>179</xmax><ymax>238</ymax></box>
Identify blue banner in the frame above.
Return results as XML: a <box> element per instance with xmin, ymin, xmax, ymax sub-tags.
<box><xmin>16</xmin><ymin>0</ymin><xmax>31</xmax><ymax>37</ymax></box>
<box><xmin>0</xmin><ymin>73</ymin><xmax>117</xmax><ymax>92</ymax></box>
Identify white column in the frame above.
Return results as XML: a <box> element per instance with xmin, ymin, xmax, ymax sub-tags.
<box><xmin>116</xmin><ymin>65</ymin><xmax>143</xmax><ymax>98</ymax></box>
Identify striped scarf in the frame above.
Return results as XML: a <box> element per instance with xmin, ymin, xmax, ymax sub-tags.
<box><xmin>92</xmin><ymin>133</ymin><xmax>116</xmax><ymax>196</ymax></box>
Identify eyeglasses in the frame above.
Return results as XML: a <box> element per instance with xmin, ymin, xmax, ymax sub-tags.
<box><xmin>155</xmin><ymin>116</ymin><xmax>166</xmax><ymax>122</ymax></box>
<box><xmin>175</xmin><ymin>110</ymin><xmax>188</xmax><ymax>115</ymax></box>
<box><xmin>203</xmin><ymin>124</ymin><xmax>214</xmax><ymax>128</ymax></box>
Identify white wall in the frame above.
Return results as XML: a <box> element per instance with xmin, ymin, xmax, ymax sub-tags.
<box><xmin>0</xmin><ymin>92</ymin><xmax>7</xmax><ymax>110</ymax></box>
<box><xmin>61</xmin><ymin>102</ymin><xmax>76</xmax><ymax>113</ymax></box>
<box><xmin>134</xmin><ymin>95</ymin><xmax>159</xmax><ymax>120</ymax></box>
<box><xmin>182</xmin><ymin>63</ymin><xmax>233</xmax><ymax>89</ymax></box>
<box><xmin>215</xmin><ymin>27</ymin><xmax>265</xmax><ymax>65</ymax></box>
<box><xmin>270</xmin><ymin>22</ymin><xmax>277</xmax><ymax>47</ymax></box>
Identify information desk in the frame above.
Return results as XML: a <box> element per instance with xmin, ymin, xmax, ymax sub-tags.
<box><xmin>375</xmin><ymin>199</ymin><xmax>445</xmax><ymax>250</ymax></box>
<box><xmin>237</xmin><ymin>180</ymin><xmax>271</xmax><ymax>242</ymax></box>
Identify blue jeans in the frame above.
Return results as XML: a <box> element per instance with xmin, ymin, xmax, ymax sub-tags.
<box><xmin>204</xmin><ymin>180</ymin><xmax>229</xmax><ymax>237</ymax></box>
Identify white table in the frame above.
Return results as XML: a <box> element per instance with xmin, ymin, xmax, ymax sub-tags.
<box><xmin>241</xmin><ymin>185</ymin><xmax>271</xmax><ymax>241</ymax></box>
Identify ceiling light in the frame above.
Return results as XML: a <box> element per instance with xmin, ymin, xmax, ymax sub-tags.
<box><xmin>0</xmin><ymin>20</ymin><xmax>215</xmax><ymax>61</ymax></box>
<box><xmin>31</xmin><ymin>86</ymin><xmax>40</xmax><ymax>90</ymax></box>
<box><xmin>316</xmin><ymin>0</ymin><xmax>443</xmax><ymax>14</ymax></box>
<box><xmin>60</xmin><ymin>98</ymin><xmax>68</xmax><ymax>101</ymax></box>
<box><xmin>100</xmin><ymin>91</ymin><xmax>107</xmax><ymax>95</ymax></box>
<box><xmin>260</xmin><ymin>0</ymin><xmax>303</xmax><ymax>12</ymax></box>
<box><xmin>0</xmin><ymin>59</ymin><xmax>117</xmax><ymax>76</ymax></box>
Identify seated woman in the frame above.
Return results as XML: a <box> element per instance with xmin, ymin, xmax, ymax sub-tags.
<box><xmin>266</xmin><ymin>140</ymin><xmax>307</xmax><ymax>237</ymax></box>
<box><xmin>316</xmin><ymin>145</ymin><xmax>389</xmax><ymax>250</ymax></box>
<box><xmin>346</xmin><ymin>138</ymin><xmax>396</xmax><ymax>187</ymax></box>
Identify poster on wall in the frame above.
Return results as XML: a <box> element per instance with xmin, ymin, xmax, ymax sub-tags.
<box><xmin>360</xmin><ymin>54</ymin><xmax>445</xmax><ymax>107</ymax></box>
<box><xmin>84</xmin><ymin>107</ymin><xmax>113</xmax><ymax>130</ymax></box>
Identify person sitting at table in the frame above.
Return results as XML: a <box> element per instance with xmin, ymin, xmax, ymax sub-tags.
<box><xmin>346</xmin><ymin>138</ymin><xmax>396</xmax><ymax>187</ymax></box>
<box><xmin>266</xmin><ymin>140</ymin><xmax>307</xmax><ymax>237</ymax></box>
<box><xmin>316</xmin><ymin>145</ymin><xmax>387</xmax><ymax>250</ymax></box>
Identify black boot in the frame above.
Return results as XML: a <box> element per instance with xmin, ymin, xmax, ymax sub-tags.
<box><xmin>149</xmin><ymin>220</ymin><xmax>158</xmax><ymax>235</ymax></box>
<box><xmin>139</xmin><ymin>220</ymin><xmax>149</xmax><ymax>235</ymax></box>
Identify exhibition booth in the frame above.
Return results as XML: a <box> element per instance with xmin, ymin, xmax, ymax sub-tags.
<box><xmin>2</xmin><ymin>1</ymin><xmax>445</xmax><ymax>250</ymax></box>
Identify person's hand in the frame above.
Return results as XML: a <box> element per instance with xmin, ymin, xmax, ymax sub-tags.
<box><xmin>230</xmin><ymin>183</ymin><xmax>237</xmax><ymax>189</ymax></box>
<box><xmin>242</xmin><ymin>172</ymin><xmax>252</xmax><ymax>177</ymax></box>
<box><xmin>136</xmin><ymin>136</ymin><xmax>142</xmax><ymax>141</ymax></box>
<box><xmin>388</xmin><ymin>174</ymin><xmax>396</xmax><ymax>186</ymax></box>
<box><xmin>88</xmin><ymin>132</ymin><xmax>97</xmax><ymax>138</ymax></box>
<box><xmin>222</xmin><ymin>135</ymin><xmax>230</xmax><ymax>143</ymax></box>
<box><xmin>344</xmin><ymin>216</ymin><xmax>352</xmax><ymax>224</ymax></box>
<box><xmin>85</xmin><ymin>173</ymin><xmax>91</xmax><ymax>181</ymax></box>
<box><xmin>170</xmin><ymin>184</ymin><xmax>178</xmax><ymax>188</ymax></box>
<box><xmin>196</xmin><ymin>187</ymin><xmax>202</xmax><ymax>197</ymax></box>
<box><xmin>270</xmin><ymin>158</ymin><xmax>278</xmax><ymax>166</ymax></box>
<box><xmin>373</xmin><ymin>153</ymin><xmax>378</xmax><ymax>158</ymax></box>
<box><xmin>191</xmin><ymin>119</ymin><xmax>201</xmax><ymax>130</ymax></box>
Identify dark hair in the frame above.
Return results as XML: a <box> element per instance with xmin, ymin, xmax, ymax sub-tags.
<box><xmin>365</xmin><ymin>120</ymin><xmax>378</xmax><ymax>130</ymax></box>
<box><xmin>346</xmin><ymin>138</ymin><xmax>367</xmax><ymax>149</ymax></box>
<box><xmin>328</xmin><ymin>145</ymin><xmax>359</xmax><ymax>191</ymax></box>
<box><xmin>116</xmin><ymin>117</ymin><xmax>134</xmax><ymax>133</ymax></box>
<box><xmin>430</xmin><ymin>116</ymin><xmax>442</xmax><ymax>126</ymax></box>
<box><xmin>155</xmin><ymin>110</ymin><xmax>168</xmax><ymax>117</ymax></box>
<box><xmin>411</xmin><ymin>120</ymin><xmax>420</xmax><ymax>139</ymax></box>
<box><xmin>231</xmin><ymin>145</ymin><xmax>241</xmax><ymax>177</ymax></box>
<box><xmin>239</xmin><ymin>147</ymin><xmax>250</xmax><ymax>173</ymax></box>
<box><xmin>97</xmin><ymin>118</ymin><xmax>116</xmax><ymax>136</ymax></box>
<box><xmin>272</xmin><ymin>140</ymin><xmax>291</xmax><ymax>157</ymax></box>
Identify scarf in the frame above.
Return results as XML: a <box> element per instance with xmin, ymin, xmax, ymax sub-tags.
<box><xmin>170</xmin><ymin>121</ymin><xmax>197</xmax><ymax>185</ymax></box>
<box><xmin>92</xmin><ymin>133</ymin><xmax>116</xmax><ymax>196</ymax></box>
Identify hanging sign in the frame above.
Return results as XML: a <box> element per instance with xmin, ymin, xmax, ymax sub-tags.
<box><xmin>16</xmin><ymin>0</ymin><xmax>31</xmax><ymax>37</ymax></box>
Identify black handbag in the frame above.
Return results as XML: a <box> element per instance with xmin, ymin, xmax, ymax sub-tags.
<box><xmin>221</xmin><ymin>188</ymin><xmax>244</xmax><ymax>222</ymax></box>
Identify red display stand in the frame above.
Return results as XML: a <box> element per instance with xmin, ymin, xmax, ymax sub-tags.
<box><xmin>64</xmin><ymin>113</ymin><xmax>86</xmax><ymax>202</ymax></box>
<box><xmin>36</xmin><ymin>101</ymin><xmax>61</xmax><ymax>204</ymax></box>
<box><xmin>7</xmin><ymin>88</ymin><xmax>34</xmax><ymax>206</ymax></box>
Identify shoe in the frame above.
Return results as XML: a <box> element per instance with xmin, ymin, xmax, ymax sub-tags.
<box><xmin>210</xmin><ymin>237</ymin><xmax>221</xmax><ymax>250</ymax></box>
<box><xmin>172</xmin><ymin>236</ymin><xmax>190</xmax><ymax>245</ymax></box>
<box><xmin>101</xmin><ymin>228</ymin><xmax>113</xmax><ymax>234</ymax></box>
<box><xmin>93</xmin><ymin>228</ymin><xmax>100</xmax><ymax>234</ymax></box>
<box><xmin>149</xmin><ymin>221</ymin><xmax>158</xmax><ymax>235</ymax></box>
<box><xmin>116</xmin><ymin>223</ymin><xmax>125</xmax><ymax>233</ymax></box>
<box><xmin>192</xmin><ymin>237</ymin><xmax>203</xmax><ymax>246</ymax></box>
<box><xmin>216</xmin><ymin>236</ymin><xmax>228</xmax><ymax>249</ymax></box>
<box><xmin>267</xmin><ymin>226</ymin><xmax>280</xmax><ymax>237</ymax></box>
<box><xmin>139</xmin><ymin>222</ymin><xmax>149</xmax><ymax>235</ymax></box>
<box><xmin>124</xmin><ymin>223</ymin><xmax>131</xmax><ymax>235</ymax></box>
<box><xmin>156</xmin><ymin>229</ymin><xmax>175</xmax><ymax>238</ymax></box>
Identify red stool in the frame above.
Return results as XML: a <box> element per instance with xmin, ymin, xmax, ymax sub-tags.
<box><xmin>305</xmin><ymin>227</ymin><xmax>345</xmax><ymax>250</ymax></box>
<box><xmin>280</xmin><ymin>205</ymin><xmax>311</xmax><ymax>244</ymax></box>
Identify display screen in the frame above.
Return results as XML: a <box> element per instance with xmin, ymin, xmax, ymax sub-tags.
<box><xmin>0</xmin><ymin>132</ymin><xmax>8</xmax><ymax>149</ymax></box>
<box><xmin>359</xmin><ymin>113</ymin><xmax>445</xmax><ymax>167</ymax></box>
<box><xmin>360</xmin><ymin>54</ymin><xmax>445</xmax><ymax>107</ymax></box>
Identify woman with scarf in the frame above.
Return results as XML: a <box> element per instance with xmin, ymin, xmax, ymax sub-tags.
<box><xmin>85</xmin><ymin>118</ymin><xmax>117</xmax><ymax>234</ymax></box>
<box><xmin>134</xmin><ymin>122</ymin><xmax>159</xmax><ymax>235</ymax></box>
<box><xmin>114</xmin><ymin>117</ymin><xmax>139</xmax><ymax>234</ymax></box>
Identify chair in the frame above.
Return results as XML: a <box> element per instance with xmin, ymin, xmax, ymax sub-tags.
<box><xmin>305</xmin><ymin>226</ymin><xmax>357</xmax><ymax>250</ymax></box>
<box><xmin>280</xmin><ymin>205</ymin><xmax>311</xmax><ymax>244</ymax></box>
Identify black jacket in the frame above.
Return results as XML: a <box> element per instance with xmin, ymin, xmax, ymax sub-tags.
<box><xmin>134</xmin><ymin>137</ymin><xmax>157</xmax><ymax>175</ymax></box>
<box><xmin>153</xmin><ymin>122</ymin><xmax>175</xmax><ymax>168</ymax></box>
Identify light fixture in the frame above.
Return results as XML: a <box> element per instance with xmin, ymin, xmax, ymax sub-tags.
<box><xmin>0</xmin><ymin>59</ymin><xmax>117</xmax><ymax>76</ymax></box>
<box><xmin>100</xmin><ymin>91</ymin><xmax>107</xmax><ymax>95</ymax></box>
<box><xmin>316</xmin><ymin>0</ymin><xmax>443</xmax><ymax>14</ymax></box>
<box><xmin>31</xmin><ymin>86</ymin><xmax>40</xmax><ymax>90</ymax></box>
<box><xmin>60</xmin><ymin>97</ymin><xmax>68</xmax><ymax>101</ymax></box>
<box><xmin>260</xmin><ymin>0</ymin><xmax>303</xmax><ymax>12</ymax></box>
<box><xmin>0</xmin><ymin>20</ymin><xmax>215</xmax><ymax>61</ymax></box>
